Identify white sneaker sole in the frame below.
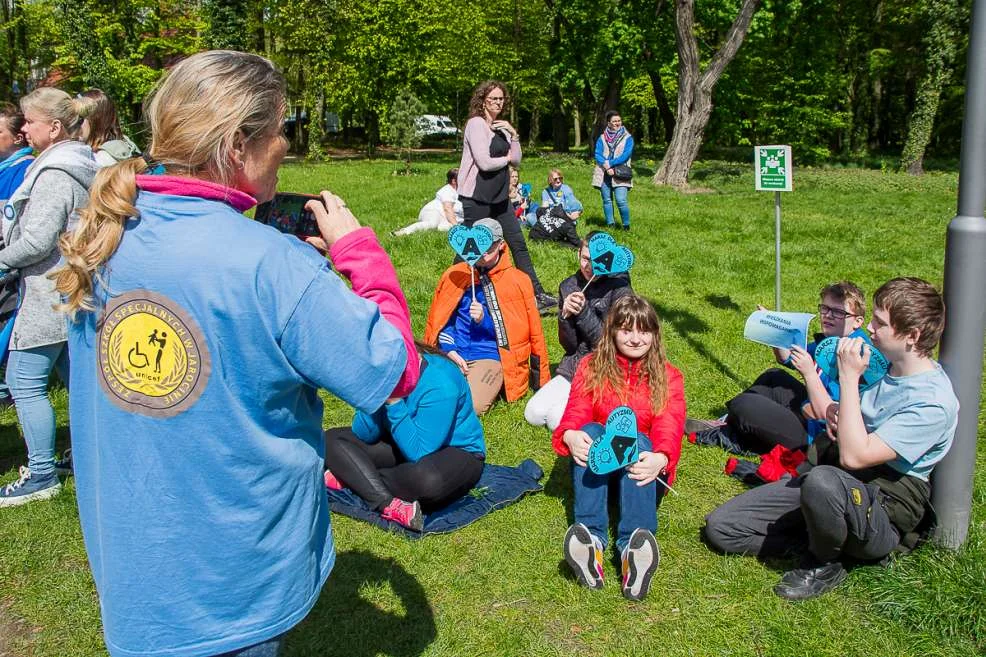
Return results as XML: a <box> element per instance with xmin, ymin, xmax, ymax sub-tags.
<box><xmin>0</xmin><ymin>482</ymin><xmax>62</xmax><ymax>508</ymax></box>
<box><xmin>564</xmin><ymin>524</ymin><xmax>603</xmax><ymax>590</ymax></box>
<box><xmin>623</xmin><ymin>529</ymin><xmax>660</xmax><ymax>601</ymax></box>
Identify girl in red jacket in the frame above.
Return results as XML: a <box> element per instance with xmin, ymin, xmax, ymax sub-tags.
<box><xmin>552</xmin><ymin>294</ymin><xmax>686</xmax><ymax>601</ymax></box>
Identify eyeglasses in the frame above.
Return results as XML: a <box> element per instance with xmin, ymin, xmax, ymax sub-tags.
<box><xmin>818</xmin><ymin>304</ymin><xmax>859</xmax><ymax>320</ymax></box>
<box><xmin>486</xmin><ymin>96</ymin><xmax>505</xmax><ymax>103</ymax></box>
<box><xmin>550</xmin><ymin>177</ymin><xmax>563</xmax><ymax>183</ymax></box>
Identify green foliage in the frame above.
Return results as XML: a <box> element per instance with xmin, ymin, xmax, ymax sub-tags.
<box><xmin>202</xmin><ymin>0</ymin><xmax>250</xmax><ymax>51</ymax></box>
<box><xmin>386</xmin><ymin>88</ymin><xmax>425</xmax><ymax>175</ymax></box>
<box><xmin>899</xmin><ymin>0</ymin><xmax>966</xmax><ymax>174</ymax></box>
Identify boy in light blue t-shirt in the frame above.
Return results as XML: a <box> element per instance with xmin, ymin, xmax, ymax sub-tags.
<box><xmin>704</xmin><ymin>278</ymin><xmax>958</xmax><ymax>601</ymax></box>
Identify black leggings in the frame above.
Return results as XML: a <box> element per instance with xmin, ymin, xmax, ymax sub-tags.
<box><xmin>324</xmin><ymin>427</ymin><xmax>484</xmax><ymax>512</ymax></box>
<box><xmin>726</xmin><ymin>368</ymin><xmax>810</xmax><ymax>453</ymax></box>
<box><xmin>461</xmin><ymin>197</ymin><xmax>545</xmax><ymax>295</ymax></box>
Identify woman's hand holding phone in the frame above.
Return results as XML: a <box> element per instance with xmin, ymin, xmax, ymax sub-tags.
<box><xmin>304</xmin><ymin>192</ymin><xmax>361</xmax><ymax>251</ymax></box>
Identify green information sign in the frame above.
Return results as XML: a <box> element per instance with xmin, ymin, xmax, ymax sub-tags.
<box><xmin>755</xmin><ymin>145</ymin><xmax>793</xmax><ymax>192</ymax></box>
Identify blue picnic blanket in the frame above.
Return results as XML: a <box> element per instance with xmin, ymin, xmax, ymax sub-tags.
<box><xmin>326</xmin><ymin>459</ymin><xmax>544</xmax><ymax>538</ymax></box>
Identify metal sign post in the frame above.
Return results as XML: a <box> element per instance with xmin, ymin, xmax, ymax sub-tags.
<box><xmin>755</xmin><ymin>145</ymin><xmax>793</xmax><ymax>310</ymax></box>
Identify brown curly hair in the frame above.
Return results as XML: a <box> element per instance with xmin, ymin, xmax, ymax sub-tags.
<box><xmin>584</xmin><ymin>294</ymin><xmax>669</xmax><ymax>414</ymax></box>
<box><xmin>467</xmin><ymin>80</ymin><xmax>510</xmax><ymax>119</ymax></box>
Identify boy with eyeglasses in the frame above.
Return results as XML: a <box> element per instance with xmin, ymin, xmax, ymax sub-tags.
<box><xmin>690</xmin><ymin>281</ymin><xmax>867</xmax><ymax>454</ymax></box>
<box><xmin>704</xmin><ymin>278</ymin><xmax>957</xmax><ymax>600</ymax></box>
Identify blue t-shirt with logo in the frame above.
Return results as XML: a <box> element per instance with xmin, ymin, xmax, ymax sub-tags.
<box><xmin>67</xmin><ymin>191</ymin><xmax>407</xmax><ymax>657</ymax></box>
<box><xmin>860</xmin><ymin>362</ymin><xmax>958</xmax><ymax>481</ymax></box>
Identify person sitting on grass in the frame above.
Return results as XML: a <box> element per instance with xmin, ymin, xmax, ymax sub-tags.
<box><xmin>392</xmin><ymin>168</ymin><xmax>462</xmax><ymax>236</ymax></box>
<box><xmin>424</xmin><ymin>218</ymin><xmax>550</xmax><ymax>415</ymax></box>
<box><xmin>508</xmin><ymin>166</ymin><xmax>537</xmax><ymax>226</ymax></box>
<box><xmin>691</xmin><ymin>281</ymin><xmax>867</xmax><ymax>454</ymax></box>
<box><xmin>324</xmin><ymin>343</ymin><xmax>486</xmax><ymax>531</ymax></box>
<box><xmin>554</xmin><ymin>294</ymin><xmax>686</xmax><ymax>601</ymax></box>
<box><xmin>703</xmin><ymin>278</ymin><xmax>958</xmax><ymax>601</ymax></box>
<box><xmin>525</xmin><ymin>231</ymin><xmax>632</xmax><ymax>430</ymax></box>
<box><xmin>529</xmin><ymin>168</ymin><xmax>582</xmax><ymax>249</ymax></box>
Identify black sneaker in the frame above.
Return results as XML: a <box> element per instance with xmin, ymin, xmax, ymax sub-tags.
<box><xmin>54</xmin><ymin>449</ymin><xmax>73</xmax><ymax>476</ymax></box>
<box><xmin>691</xmin><ymin>425</ymin><xmax>749</xmax><ymax>455</ymax></box>
<box><xmin>536</xmin><ymin>293</ymin><xmax>558</xmax><ymax>314</ymax></box>
<box><xmin>621</xmin><ymin>225</ymin><xmax>630</xmax><ymax>232</ymax></box>
<box><xmin>774</xmin><ymin>561</ymin><xmax>848</xmax><ymax>601</ymax></box>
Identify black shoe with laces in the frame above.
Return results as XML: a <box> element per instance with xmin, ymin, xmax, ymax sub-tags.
<box><xmin>536</xmin><ymin>292</ymin><xmax>558</xmax><ymax>314</ymax></box>
<box><xmin>774</xmin><ymin>560</ymin><xmax>848</xmax><ymax>601</ymax></box>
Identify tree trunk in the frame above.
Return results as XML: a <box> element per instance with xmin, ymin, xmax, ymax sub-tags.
<box><xmin>653</xmin><ymin>0</ymin><xmax>762</xmax><ymax>187</ymax></box>
<box><xmin>900</xmin><ymin>0</ymin><xmax>961</xmax><ymax>175</ymax></box>
<box><xmin>647</xmin><ymin>69</ymin><xmax>676</xmax><ymax>144</ymax></box>
<box><xmin>551</xmin><ymin>84</ymin><xmax>568</xmax><ymax>151</ymax></box>
<box><xmin>528</xmin><ymin>106</ymin><xmax>539</xmax><ymax>149</ymax></box>
<box><xmin>573</xmin><ymin>106</ymin><xmax>581</xmax><ymax>148</ymax></box>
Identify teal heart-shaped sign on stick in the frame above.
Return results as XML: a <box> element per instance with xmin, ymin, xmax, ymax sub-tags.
<box><xmin>587</xmin><ymin>406</ymin><xmax>640</xmax><ymax>475</ymax></box>
<box><xmin>587</xmin><ymin>232</ymin><xmax>634</xmax><ymax>276</ymax></box>
<box><xmin>447</xmin><ymin>224</ymin><xmax>494</xmax><ymax>266</ymax></box>
<box><xmin>813</xmin><ymin>335</ymin><xmax>890</xmax><ymax>392</ymax></box>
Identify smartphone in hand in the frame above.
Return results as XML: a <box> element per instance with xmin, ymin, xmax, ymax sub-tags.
<box><xmin>254</xmin><ymin>193</ymin><xmax>321</xmax><ymax>238</ymax></box>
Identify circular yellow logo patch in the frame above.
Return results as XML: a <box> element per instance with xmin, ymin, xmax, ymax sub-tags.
<box><xmin>97</xmin><ymin>290</ymin><xmax>210</xmax><ymax>417</ymax></box>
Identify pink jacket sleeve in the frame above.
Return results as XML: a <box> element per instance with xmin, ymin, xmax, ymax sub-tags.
<box><xmin>329</xmin><ymin>227</ymin><xmax>420</xmax><ymax>397</ymax></box>
<box><xmin>464</xmin><ymin>118</ymin><xmax>519</xmax><ymax>172</ymax></box>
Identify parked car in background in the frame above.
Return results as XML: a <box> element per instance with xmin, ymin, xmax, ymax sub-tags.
<box><xmin>416</xmin><ymin>114</ymin><xmax>458</xmax><ymax>137</ymax></box>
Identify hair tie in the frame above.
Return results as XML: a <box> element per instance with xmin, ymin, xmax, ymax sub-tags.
<box><xmin>141</xmin><ymin>153</ymin><xmax>165</xmax><ymax>175</ymax></box>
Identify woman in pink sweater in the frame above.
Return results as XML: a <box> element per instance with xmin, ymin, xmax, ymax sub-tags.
<box><xmin>457</xmin><ymin>80</ymin><xmax>556</xmax><ymax>312</ymax></box>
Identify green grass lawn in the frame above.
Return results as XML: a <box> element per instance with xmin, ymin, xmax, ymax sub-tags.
<box><xmin>1</xmin><ymin>154</ymin><xmax>984</xmax><ymax>656</ymax></box>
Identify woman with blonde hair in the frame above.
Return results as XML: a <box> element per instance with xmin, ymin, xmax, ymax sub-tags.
<box><xmin>53</xmin><ymin>50</ymin><xmax>418</xmax><ymax>657</ymax></box>
<box><xmin>0</xmin><ymin>87</ymin><xmax>96</xmax><ymax>507</ymax></box>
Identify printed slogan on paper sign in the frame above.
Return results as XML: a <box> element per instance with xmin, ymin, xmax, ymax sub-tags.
<box><xmin>97</xmin><ymin>290</ymin><xmax>211</xmax><ymax>418</ymax></box>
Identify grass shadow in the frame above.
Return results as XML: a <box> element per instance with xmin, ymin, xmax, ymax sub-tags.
<box><xmin>703</xmin><ymin>293</ymin><xmax>741</xmax><ymax>312</ymax></box>
<box><xmin>286</xmin><ymin>550</ymin><xmax>436</xmax><ymax>657</ymax></box>
<box><xmin>649</xmin><ymin>299</ymin><xmax>745</xmax><ymax>386</ymax></box>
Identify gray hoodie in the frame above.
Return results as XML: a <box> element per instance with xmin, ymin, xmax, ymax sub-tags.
<box><xmin>0</xmin><ymin>139</ymin><xmax>97</xmax><ymax>349</ymax></box>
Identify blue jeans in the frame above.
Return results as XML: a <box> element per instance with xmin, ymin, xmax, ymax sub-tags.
<box><xmin>6</xmin><ymin>342</ymin><xmax>69</xmax><ymax>477</ymax></box>
<box><xmin>599</xmin><ymin>176</ymin><xmax>630</xmax><ymax>227</ymax></box>
<box><xmin>215</xmin><ymin>635</ymin><xmax>283</xmax><ymax>657</ymax></box>
<box><xmin>571</xmin><ymin>423</ymin><xmax>660</xmax><ymax>553</ymax></box>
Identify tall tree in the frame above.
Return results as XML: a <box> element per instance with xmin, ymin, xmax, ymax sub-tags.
<box><xmin>653</xmin><ymin>0</ymin><xmax>762</xmax><ymax>187</ymax></box>
<box><xmin>899</xmin><ymin>0</ymin><xmax>964</xmax><ymax>174</ymax></box>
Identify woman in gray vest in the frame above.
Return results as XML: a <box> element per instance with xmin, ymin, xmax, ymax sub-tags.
<box><xmin>0</xmin><ymin>87</ymin><xmax>96</xmax><ymax>507</ymax></box>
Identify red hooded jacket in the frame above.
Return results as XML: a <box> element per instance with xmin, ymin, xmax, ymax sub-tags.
<box><xmin>552</xmin><ymin>353</ymin><xmax>687</xmax><ymax>484</ymax></box>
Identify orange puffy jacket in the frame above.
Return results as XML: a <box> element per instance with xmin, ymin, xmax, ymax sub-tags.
<box><xmin>424</xmin><ymin>252</ymin><xmax>550</xmax><ymax>402</ymax></box>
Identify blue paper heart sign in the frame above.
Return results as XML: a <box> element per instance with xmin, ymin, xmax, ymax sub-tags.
<box><xmin>587</xmin><ymin>406</ymin><xmax>640</xmax><ymax>475</ymax></box>
<box><xmin>447</xmin><ymin>224</ymin><xmax>494</xmax><ymax>266</ymax></box>
<box><xmin>587</xmin><ymin>232</ymin><xmax>634</xmax><ymax>276</ymax></box>
<box><xmin>813</xmin><ymin>335</ymin><xmax>890</xmax><ymax>392</ymax></box>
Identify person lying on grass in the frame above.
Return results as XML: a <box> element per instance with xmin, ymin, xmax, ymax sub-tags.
<box><xmin>691</xmin><ymin>281</ymin><xmax>867</xmax><ymax>454</ymax></box>
<box><xmin>525</xmin><ymin>231</ymin><xmax>632</xmax><ymax>431</ymax></box>
<box><xmin>704</xmin><ymin>277</ymin><xmax>958</xmax><ymax>601</ymax></box>
<box><xmin>553</xmin><ymin>294</ymin><xmax>686</xmax><ymax>601</ymax></box>
<box><xmin>324</xmin><ymin>342</ymin><xmax>486</xmax><ymax>531</ymax></box>
<box><xmin>424</xmin><ymin>217</ymin><xmax>550</xmax><ymax>415</ymax></box>
<box><xmin>391</xmin><ymin>168</ymin><xmax>462</xmax><ymax>236</ymax></box>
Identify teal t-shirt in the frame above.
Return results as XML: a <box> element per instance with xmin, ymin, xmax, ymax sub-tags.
<box><xmin>860</xmin><ymin>362</ymin><xmax>958</xmax><ymax>481</ymax></box>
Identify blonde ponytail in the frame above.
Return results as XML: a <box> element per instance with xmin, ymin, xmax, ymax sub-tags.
<box><xmin>54</xmin><ymin>156</ymin><xmax>147</xmax><ymax>318</ymax></box>
<box><xmin>52</xmin><ymin>50</ymin><xmax>285</xmax><ymax>319</ymax></box>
